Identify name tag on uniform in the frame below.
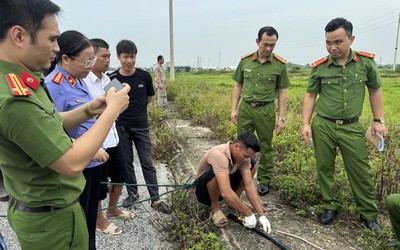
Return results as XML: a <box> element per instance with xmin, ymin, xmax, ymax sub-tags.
<box><xmin>244</xmin><ymin>69</ymin><xmax>252</xmax><ymax>72</ymax></box>
<box><xmin>75</xmin><ymin>99</ymin><xmax>85</xmax><ymax>103</ymax></box>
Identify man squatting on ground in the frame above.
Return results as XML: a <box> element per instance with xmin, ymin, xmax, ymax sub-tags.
<box><xmin>195</xmin><ymin>131</ymin><xmax>271</xmax><ymax>232</ymax></box>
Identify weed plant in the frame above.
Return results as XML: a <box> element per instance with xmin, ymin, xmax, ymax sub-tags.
<box><xmin>167</xmin><ymin>70</ymin><xmax>400</xmax><ymax>249</ymax></box>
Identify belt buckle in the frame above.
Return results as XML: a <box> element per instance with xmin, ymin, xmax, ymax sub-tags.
<box><xmin>250</xmin><ymin>102</ymin><xmax>257</xmax><ymax>107</ymax></box>
<box><xmin>336</xmin><ymin>120</ymin><xmax>344</xmax><ymax>125</ymax></box>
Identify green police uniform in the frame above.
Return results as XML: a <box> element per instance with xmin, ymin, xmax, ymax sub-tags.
<box><xmin>307</xmin><ymin>49</ymin><xmax>381</xmax><ymax>220</ymax></box>
<box><xmin>0</xmin><ymin>59</ymin><xmax>88</xmax><ymax>249</ymax></box>
<box><xmin>233</xmin><ymin>51</ymin><xmax>290</xmax><ymax>185</ymax></box>
<box><xmin>386</xmin><ymin>194</ymin><xmax>400</xmax><ymax>241</ymax></box>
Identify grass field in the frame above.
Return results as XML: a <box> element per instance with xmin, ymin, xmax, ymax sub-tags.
<box><xmin>164</xmin><ymin>69</ymin><xmax>400</xmax><ymax>249</ymax></box>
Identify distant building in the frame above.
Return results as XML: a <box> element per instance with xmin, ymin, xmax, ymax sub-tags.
<box><xmin>165</xmin><ymin>62</ymin><xmax>191</xmax><ymax>72</ymax></box>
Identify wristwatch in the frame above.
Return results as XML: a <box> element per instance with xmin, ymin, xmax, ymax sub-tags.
<box><xmin>278</xmin><ymin>117</ymin><xmax>286</xmax><ymax>123</ymax></box>
<box><xmin>373</xmin><ymin>118</ymin><xmax>385</xmax><ymax>124</ymax></box>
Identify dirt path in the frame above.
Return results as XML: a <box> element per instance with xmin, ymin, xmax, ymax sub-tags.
<box><xmin>167</xmin><ymin>107</ymin><xmax>362</xmax><ymax>250</ymax></box>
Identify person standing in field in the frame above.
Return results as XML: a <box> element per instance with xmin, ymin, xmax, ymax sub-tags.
<box><xmin>154</xmin><ymin>55</ymin><xmax>167</xmax><ymax>108</ymax></box>
<box><xmin>231</xmin><ymin>26</ymin><xmax>290</xmax><ymax>197</ymax></box>
<box><xmin>84</xmin><ymin>38</ymin><xmax>134</xmax><ymax>236</ymax></box>
<box><xmin>109</xmin><ymin>40</ymin><xmax>171</xmax><ymax>214</ymax></box>
<box><xmin>301</xmin><ymin>17</ymin><xmax>387</xmax><ymax>233</ymax></box>
<box><xmin>0</xmin><ymin>1</ymin><xmax>130</xmax><ymax>248</ymax></box>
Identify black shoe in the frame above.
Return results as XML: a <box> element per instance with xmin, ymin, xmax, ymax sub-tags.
<box><xmin>151</xmin><ymin>201</ymin><xmax>172</xmax><ymax>214</ymax></box>
<box><xmin>122</xmin><ymin>193</ymin><xmax>139</xmax><ymax>208</ymax></box>
<box><xmin>360</xmin><ymin>216</ymin><xmax>382</xmax><ymax>234</ymax></box>
<box><xmin>258</xmin><ymin>184</ymin><xmax>269</xmax><ymax>196</ymax></box>
<box><xmin>319</xmin><ymin>209</ymin><xmax>338</xmax><ymax>224</ymax></box>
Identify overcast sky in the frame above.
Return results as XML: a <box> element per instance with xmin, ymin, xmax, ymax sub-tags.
<box><xmin>52</xmin><ymin>0</ymin><xmax>400</xmax><ymax>68</ymax></box>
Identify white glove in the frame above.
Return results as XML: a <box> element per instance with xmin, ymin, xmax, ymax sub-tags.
<box><xmin>259</xmin><ymin>215</ymin><xmax>271</xmax><ymax>233</ymax></box>
<box><xmin>243</xmin><ymin>213</ymin><xmax>257</xmax><ymax>228</ymax></box>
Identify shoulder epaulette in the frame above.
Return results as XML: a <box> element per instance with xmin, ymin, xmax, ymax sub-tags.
<box><xmin>311</xmin><ymin>57</ymin><xmax>328</xmax><ymax>68</ymax></box>
<box><xmin>6</xmin><ymin>73</ymin><xmax>31</xmax><ymax>96</ymax></box>
<box><xmin>274</xmin><ymin>54</ymin><xmax>287</xmax><ymax>64</ymax></box>
<box><xmin>240</xmin><ymin>52</ymin><xmax>253</xmax><ymax>60</ymax></box>
<box><xmin>357</xmin><ymin>51</ymin><xmax>375</xmax><ymax>59</ymax></box>
<box><xmin>51</xmin><ymin>72</ymin><xmax>64</xmax><ymax>85</ymax></box>
<box><xmin>67</xmin><ymin>75</ymin><xmax>75</xmax><ymax>87</ymax></box>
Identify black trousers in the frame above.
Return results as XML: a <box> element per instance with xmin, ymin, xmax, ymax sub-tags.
<box><xmin>117</xmin><ymin>125</ymin><xmax>160</xmax><ymax>202</ymax></box>
<box><xmin>80</xmin><ymin>165</ymin><xmax>103</xmax><ymax>250</ymax></box>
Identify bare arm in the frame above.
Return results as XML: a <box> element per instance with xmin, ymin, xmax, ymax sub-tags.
<box><xmin>48</xmin><ymin>85</ymin><xmax>130</xmax><ymax>176</ymax></box>
<box><xmin>230</xmin><ymin>82</ymin><xmax>242</xmax><ymax>124</ymax></box>
<box><xmin>215</xmin><ymin>171</ymin><xmax>252</xmax><ymax>216</ymax></box>
<box><xmin>275</xmin><ymin>88</ymin><xmax>288</xmax><ymax>135</ymax></box>
<box><xmin>147</xmin><ymin>95</ymin><xmax>153</xmax><ymax>104</ymax></box>
<box><xmin>301</xmin><ymin>92</ymin><xmax>317</xmax><ymax>144</ymax></box>
<box><xmin>368</xmin><ymin>87</ymin><xmax>388</xmax><ymax>137</ymax></box>
<box><xmin>241</xmin><ymin>168</ymin><xmax>264</xmax><ymax>216</ymax></box>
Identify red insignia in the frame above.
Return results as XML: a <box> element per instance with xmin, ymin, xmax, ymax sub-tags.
<box><xmin>21</xmin><ymin>71</ymin><xmax>39</xmax><ymax>91</ymax></box>
<box><xmin>311</xmin><ymin>57</ymin><xmax>328</xmax><ymax>68</ymax></box>
<box><xmin>357</xmin><ymin>51</ymin><xmax>375</xmax><ymax>59</ymax></box>
<box><xmin>241</xmin><ymin>52</ymin><xmax>253</xmax><ymax>60</ymax></box>
<box><xmin>67</xmin><ymin>75</ymin><xmax>75</xmax><ymax>87</ymax></box>
<box><xmin>5</xmin><ymin>73</ymin><xmax>31</xmax><ymax>96</ymax></box>
<box><xmin>274</xmin><ymin>54</ymin><xmax>287</xmax><ymax>64</ymax></box>
<box><xmin>51</xmin><ymin>72</ymin><xmax>64</xmax><ymax>85</ymax></box>
<box><xmin>353</xmin><ymin>54</ymin><xmax>358</xmax><ymax>62</ymax></box>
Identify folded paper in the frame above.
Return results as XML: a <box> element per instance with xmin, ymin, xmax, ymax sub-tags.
<box><xmin>365</xmin><ymin>126</ymin><xmax>384</xmax><ymax>151</ymax></box>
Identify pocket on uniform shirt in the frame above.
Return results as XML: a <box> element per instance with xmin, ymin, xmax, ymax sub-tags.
<box><xmin>354</xmin><ymin>75</ymin><xmax>368</xmax><ymax>94</ymax></box>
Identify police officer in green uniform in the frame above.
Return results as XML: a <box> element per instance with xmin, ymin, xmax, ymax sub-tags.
<box><xmin>386</xmin><ymin>194</ymin><xmax>400</xmax><ymax>246</ymax></box>
<box><xmin>302</xmin><ymin>17</ymin><xmax>388</xmax><ymax>233</ymax></box>
<box><xmin>231</xmin><ymin>26</ymin><xmax>290</xmax><ymax>196</ymax></box>
<box><xmin>0</xmin><ymin>1</ymin><xmax>130</xmax><ymax>249</ymax></box>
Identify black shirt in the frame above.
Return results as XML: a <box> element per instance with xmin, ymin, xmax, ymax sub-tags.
<box><xmin>108</xmin><ymin>68</ymin><xmax>155</xmax><ymax>129</ymax></box>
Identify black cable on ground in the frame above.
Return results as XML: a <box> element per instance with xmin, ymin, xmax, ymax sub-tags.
<box><xmin>227</xmin><ymin>213</ymin><xmax>292</xmax><ymax>250</ymax></box>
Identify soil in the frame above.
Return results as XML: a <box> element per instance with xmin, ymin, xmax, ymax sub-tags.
<box><xmin>166</xmin><ymin>106</ymin><xmax>363</xmax><ymax>250</ymax></box>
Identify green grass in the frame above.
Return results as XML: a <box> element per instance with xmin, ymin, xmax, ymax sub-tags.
<box><xmin>166</xmin><ymin>69</ymin><xmax>400</xmax><ymax>249</ymax></box>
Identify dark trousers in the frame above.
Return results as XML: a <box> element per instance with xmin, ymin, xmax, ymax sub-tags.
<box><xmin>117</xmin><ymin>125</ymin><xmax>160</xmax><ymax>202</ymax></box>
<box><xmin>80</xmin><ymin>165</ymin><xmax>103</xmax><ymax>250</ymax></box>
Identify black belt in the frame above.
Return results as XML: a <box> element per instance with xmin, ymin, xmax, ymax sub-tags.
<box><xmin>9</xmin><ymin>197</ymin><xmax>78</xmax><ymax>213</ymax></box>
<box><xmin>244</xmin><ymin>100</ymin><xmax>273</xmax><ymax>107</ymax></box>
<box><xmin>321</xmin><ymin>116</ymin><xmax>359</xmax><ymax>125</ymax></box>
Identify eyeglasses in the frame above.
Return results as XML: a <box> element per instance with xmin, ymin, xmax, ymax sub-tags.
<box><xmin>70</xmin><ymin>55</ymin><xmax>97</xmax><ymax>68</ymax></box>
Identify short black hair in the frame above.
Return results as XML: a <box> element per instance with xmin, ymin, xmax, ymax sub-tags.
<box><xmin>157</xmin><ymin>55</ymin><xmax>163</xmax><ymax>62</ymax></box>
<box><xmin>90</xmin><ymin>38</ymin><xmax>109</xmax><ymax>54</ymax></box>
<box><xmin>0</xmin><ymin>0</ymin><xmax>60</xmax><ymax>43</ymax></box>
<box><xmin>116</xmin><ymin>39</ymin><xmax>137</xmax><ymax>56</ymax></box>
<box><xmin>233</xmin><ymin>131</ymin><xmax>261</xmax><ymax>152</ymax></box>
<box><xmin>258</xmin><ymin>26</ymin><xmax>279</xmax><ymax>41</ymax></box>
<box><xmin>325</xmin><ymin>17</ymin><xmax>353</xmax><ymax>37</ymax></box>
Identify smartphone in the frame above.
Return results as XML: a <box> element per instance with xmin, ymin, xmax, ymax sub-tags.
<box><xmin>104</xmin><ymin>78</ymin><xmax>123</xmax><ymax>92</ymax></box>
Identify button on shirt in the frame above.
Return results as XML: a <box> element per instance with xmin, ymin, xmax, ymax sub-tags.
<box><xmin>307</xmin><ymin>50</ymin><xmax>382</xmax><ymax>119</ymax></box>
<box><xmin>84</xmin><ymin>71</ymin><xmax>119</xmax><ymax>148</ymax></box>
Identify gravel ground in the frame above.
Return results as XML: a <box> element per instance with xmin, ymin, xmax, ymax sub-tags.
<box><xmin>0</xmin><ymin>149</ymin><xmax>174</xmax><ymax>250</ymax></box>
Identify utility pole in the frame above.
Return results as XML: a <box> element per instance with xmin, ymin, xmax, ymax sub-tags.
<box><xmin>393</xmin><ymin>11</ymin><xmax>400</xmax><ymax>71</ymax></box>
<box><xmin>169</xmin><ymin>0</ymin><xmax>175</xmax><ymax>80</ymax></box>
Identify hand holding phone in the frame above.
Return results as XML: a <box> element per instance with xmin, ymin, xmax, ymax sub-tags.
<box><xmin>104</xmin><ymin>78</ymin><xmax>124</xmax><ymax>92</ymax></box>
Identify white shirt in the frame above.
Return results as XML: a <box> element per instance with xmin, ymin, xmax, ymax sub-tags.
<box><xmin>84</xmin><ymin>71</ymin><xmax>119</xmax><ymax>148</ymax></box>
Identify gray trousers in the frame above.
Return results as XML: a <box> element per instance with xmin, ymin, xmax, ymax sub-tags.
<box><xmin>117</xmin><ymin>126</ymin><xmax>160</xmax><ymax>202</ymax></box>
